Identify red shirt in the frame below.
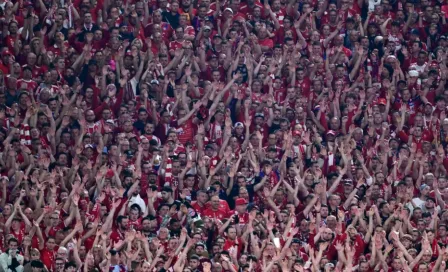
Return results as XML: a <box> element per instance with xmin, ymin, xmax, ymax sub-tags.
<box><xmin>40</xmin><ymin>248</ymin><xmax>57</xmax><ymax>272</ymax></box>
<box><xmin>0</xmin><ymin>62</ymin><xmax>9</xmax><ymax>74</ymax></box>
<box><xmin>184</xmin><ymin>25</ymin><xmax>196</xmax><ymax>36</ymax></box>
<box><xmin>272</xmin><ymin>9</ymin><xmax>286</xmax><ymax>24</ymax></box>
<box><xmin>22</xmin><ymin>64</ymin><xmax>47</xmax><ymax>80</ymax></box>
<box><xmin>17</xmin><ymin>79</ymin><xmax>38</xmax><ymax>93</ymax></box>
<box><xmin>110</xmin><ymin>228</ymin><xmax>126</xmax><ymax>244</ymax></box>
<box><xmin>231</xmin><ymin>211</ymin><xmax>250</xmax><ymax>225</ymax></box>
<box><xmin>258</xmin><ymin>37</ymin><xmax>274</xmax><ymax>49</ymax></box>
<box><xmin>205</xmin><ymin>199</ymin><xmax>230</xmax><ymax>214</ymax></box>
<box><xmin>9</xmin><ymin>225</ymin><xmax>26</xmax><ymax>244</ymax></box>
<box><xmin>176</xmin><ymin>119</ymin><xmax>196</xmax><ymax>145</ymax></box>
<box><xmin>239</xmin><ymin>3</ymin><xmax>264</xmax><ymax>18</ymax></box>
<box><xmin>129</xmin><ymin>218</ymin><xmax>142</xmax><ymax>230</ymax></box>
<box><xmin>47</xmin><ymin>42</ymin><xmax>69</xmax><ymax>57</ymax></box>
<box><xmin>273</xmin><ymin>87</ymin><xmax>286</xmax><ymax>103</ymax></box>
<box><xmin>191</xmin><ymin>201</ymin><xmax>207</xmax><ymax>214</ymax></box>
<box><xmin>169</xmin><ymin>40</ymin><xmax>184</xmax><ymax>53</ymax></box>
<box><xmin>223</xmin><ymin>237</ymin><xmax>243</xmax><ymax>254</ymax></box>
<box><xmin>202</xmin><ymin>207</ymin><xmax>229</xmax><ymax>220</ymax></box>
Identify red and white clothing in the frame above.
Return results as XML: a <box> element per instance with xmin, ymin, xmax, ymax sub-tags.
<box><xmin>35</xmin><ymin>84</ymin><xmax>60</xmax><ymax>97</ymax></box>
<box><xmin>22</xmin><ymin>65</ymin><xmax>47</xmax><ymax>80</ymax></box>
<box><xmin>169</xmin><ymin>40</ymin><xmax>184</xmax><ymax>53</ymax></box>
<box><xmin>16</xmin><ymin>79</ymin><xmax>38</xmax><ymax>93</ymax></box>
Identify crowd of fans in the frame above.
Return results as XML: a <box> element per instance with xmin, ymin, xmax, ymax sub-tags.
<box><xmin>0</xmin><ymin>0</ymin><xmax>448</xmax><ymax>271</ymax></box>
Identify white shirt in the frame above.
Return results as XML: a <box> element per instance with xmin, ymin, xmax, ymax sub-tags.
<box><xmin>0</xmin><ymin>252</ymin><xmax>24</xmax><ymax>272</ymax></box>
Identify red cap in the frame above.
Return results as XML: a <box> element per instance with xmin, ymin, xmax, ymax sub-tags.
<box><xmin>378</xmin><ymin>98</ymin><xmax>387</xmax><ymax>105</ymax></box>
<box><xmin>106</xmin><ymin>169</ymin><xmax>114</xmax><ymax>178</ymax></box>
<box><xmin>422</xmin><ymin>134</ymin><xmax>432</xmax><ymax>143</ymax></box>
<box><xmin>327</xmin><ymin>130</ymin><xmax>337</xmax><ymax>136</ymax></box>
<box><xmin>235</xmin><ymin>198</ymin><xmax>248</xmax><ymax>206</ymax></box>
<box><xmin>2</xmin><ymin>50</ymin><xmax>12</xmax><ymax>57</ymax></box>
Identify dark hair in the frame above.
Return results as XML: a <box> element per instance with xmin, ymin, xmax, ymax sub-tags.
<box><xmin>31</xmin><ymin>260</ymin><xmax>44</xmax><ymax>268</ymax></box>
<box><xmin>116</xmin><ymin>215</ymin><xmax>128</xmax><ymax>224</ymax></box>
<box><xmin>130</xmin><ymin>204</ymin><xmax>142</xmax><ymax>214</ymax></box>
<box><xmin>190</xmin><ymin>254</ymin><xmax>200</xmax><ymax>260</ymax></box>
<box><xmin>65</xmin><ymin>261</ymin><xmax>77</xmax><ymax>269</ymax></box>
<box><xmin>8</xmin><ymin>238</ymin><xmax>18</xmax><ymax>245</ymax></box>
<box><xmin>157</xmin><ymin>203</ymin><xmax>170</xmax><ymax>211</ymax></box>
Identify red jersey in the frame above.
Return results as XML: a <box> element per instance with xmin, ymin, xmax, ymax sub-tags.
<box><xmin>273</xmin><ymin>87</ymin><xmax>286</xmax><ymax>103</ymax></box>
<box><xmin>110</xmin><ymin>228</ymin><xmax>126</xmax><ymax>244</ymax></box>
<box><xmin>202</xmin><ymin>207</ymin><xmax>229</xmax><ymax>220</ymax></box>
<box><xmin>191</xmin><ymin>201</ymin><xmax>207</xmax><ymax>214</ymax></box>
<box><xmin>169</xmin><ymin>40</ymin><xmax>184</xmax><ymax>53</ymax></box>
<box><xmin>40</xmin><ymin>248</ymin><xmax>57</xmax><ymax>272</ymax></box>
<box><xmin>175</xmin><ymin>119</ymin><xmax>196</xmax><ymax>145</ymax></box>
<box><xmin>16</xmin><ymin>79</ymin><xmax>38</xmax><ymax>93</ymax></box>
<box><xmin>22</xmin><ymin>64</ymin><xmax>47</xmax><ymax>80</ymax></box>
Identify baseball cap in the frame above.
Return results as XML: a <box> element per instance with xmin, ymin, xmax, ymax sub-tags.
<box><xmin>420</xmin><ymin>184</ymin><xmax>429</xmax><ymax>191</ymax></box>
<box><xmin>234</xmin><ymin>122</ymin><xmax>244</xmax><ymax>128</ymax></box>
<box><xmin>224</xmin><ymin>7</ymin><xmax>233</xmax><ymax>13</ymax></box>
<box><xmin>410</xmin><ymin>28</ymin><xmax>420</xmax><ymax>35</ymax></box>
<box><xmin>1</xmin><ymin>50</ymin><xmax>12</xmax><ymax>57</ymax></box>
<box><xmin>378</xmin><ymin>98</ymin><xmax>387</xmax><ymax>105</ymax></box>
<box><xmin>422</xmin><ymin>134</ymin><xmax>431</xmax><ymax>143</ymax></box>
<box><xmin>235</xmin><ymin>198</ymin><xmax>248</xmax><ymax>206</ymax></box>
